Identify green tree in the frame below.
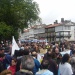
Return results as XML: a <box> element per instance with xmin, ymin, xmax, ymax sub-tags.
<box><xmin>0</xmin><ymin>0</ymin><xmax>41</xmax><ymax>39</ymax></box>
<box><xmin>0</xmin><ymin>22</ymin><xmax>13</xmax><ymax>40</ymax></box>
<box><xmin>0</xmin><ymin>0</ymin><xmax>41</xmax><ymax>29</ymax></box>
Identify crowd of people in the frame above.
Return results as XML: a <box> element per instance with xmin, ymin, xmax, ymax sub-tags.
<box><xmin>0</xmin><ymin>40</ymin><xmax>75</xmax><ymax>75</ymax></box>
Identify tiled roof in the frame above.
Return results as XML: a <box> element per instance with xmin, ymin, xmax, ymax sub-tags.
<box><xmin>31</xmin><ymin>24</ymin><xmax>46</xmax><ymax>29</ymax></box>
<box><xmin>45</xmin><ymin>23</ymin><xmax>61</xmax><ymax>28</ymax></box>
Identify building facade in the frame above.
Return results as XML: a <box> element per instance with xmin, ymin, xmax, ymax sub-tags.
<box><xmin>20</xmin><ymin>18</ymin><xmax>75</xmax><ymax>42</ymax></box>
<box><xmin>45</xmin><ymin>19</ymin><xmax>75</xmax><ymax>42</ymax></box>
<box><xmin>45</xmin><ymin>24</ymin><xmax>59</xmax><ymax>42</ymax></box>
<box><xmin>20</xmin><ymin>24</ymin><xmax>46</xmax><ymax>40</ymax></box>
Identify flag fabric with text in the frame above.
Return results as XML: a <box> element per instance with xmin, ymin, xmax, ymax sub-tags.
<box><xmin>12</xmin><ymin>36</ymin><xmax>20</xmax><ymax>55</ymax></box>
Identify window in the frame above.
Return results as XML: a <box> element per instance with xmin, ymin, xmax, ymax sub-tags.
<box><xmin>64</xmin><ymin>26</ymin><xmax>71</xmax><ymax>30</ymax></box>
<box><xmin>64</xmin><ymin>32</ymin><xmax>68</xmax><ymax>36</ymax></box>
<box><xmin>48</xmin><ymin>28</ymin><xmax>51</xmax><ymax>32</ymax></box>
<box><xmin>56</xmin><ymin>32</ymin><xmax>59</xmax><ymax>36</ymax></box>
<box><xmin>65</xmin><ymin>26</ymin><xmax>68</xmax><ymax>30</ymax></box>
<box><xmin>45</xmin><ymin>29</ymin><xmax>48</xmax><ymax>32</ymax></box>
<box><xmin>68</xmin><ymin>26</ymin><xmax>71</xmax><ymax>30</ymax></box>
<box><xmin>60</xmin><ymin>32</ymin><xmax>64</xmax><ymax>35</ymax></box>
<box><xmin>48</xmin><ymin>33</ymin><xmax>50</xmax><ymax>36</ymax></box>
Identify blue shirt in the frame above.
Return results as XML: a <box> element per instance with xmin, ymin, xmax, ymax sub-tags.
<box><xmin>36</xmin><ymin>69</ymin><xmax>53</xmax><ymax>75</ymax></box>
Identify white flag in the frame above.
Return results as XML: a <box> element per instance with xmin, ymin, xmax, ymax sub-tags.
<box><xmin>12</xmin><ymin>36</ymin><xmax>20</xmax><ymax>55</ymax></box>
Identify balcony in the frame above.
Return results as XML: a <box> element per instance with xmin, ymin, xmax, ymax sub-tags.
<box><xmin>56</xmin><ymin>35</ymin><xmax>61</xmax><ymax>38</ymax></box>
<box><xmin>63</xmin><ymin>34</ymin><xmax>71</xmax><ymax>37</ymax></box>
<box><xmin>48</xmin><ymin>29</ymin><xmax>55</xmax><ymax>32</ymax></box>
<box><xmin>56</xmin><ymin>34</ymin><xmax>71</xmax><ymax>38</ymax></box>
<box><xmin>45</xmin><ymin>28</ymin><xmax>55</xmax><ymax>33</ymax></box>
<box><xmin>47</xmin><ymin>34</ymin><xmax>56</xmax><ymax>38</ymax></box>
<box><xmin>45</xmin><ymin>29</ymin><xmax>48</xmax><ymax>33</ymax></box>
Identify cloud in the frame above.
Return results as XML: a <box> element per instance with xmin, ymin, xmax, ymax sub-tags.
<box><xmin>34</xmin><ymin>0</ymin><xmax>75</xmax><ymax>24</ymax></box>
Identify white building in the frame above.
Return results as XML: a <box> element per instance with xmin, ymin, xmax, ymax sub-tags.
<box><xmin>20</xmin><ymin>24</ymin><xmax>46</xmax><ymax>40</ymax></box>
<box><xmin>20</xmin><ymin>29</ymin><xmax>29</xmax><ymax>40</ymax></box>
<box><xmin>55</xmin><ymin>20</ymin><xmax>75</xmax><ymax>41</ymax></box>
<box><xmin>45</xmin><ymin>18</ymin><xmax>75</xmax><ymax>42</ymax></box>
<box><xmin>20</xmin><ymin>18</ymin><xmax>75</xmax><ymax>42</ymax></box>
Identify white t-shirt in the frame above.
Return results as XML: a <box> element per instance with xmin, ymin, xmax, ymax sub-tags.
<box><xmin>59</xmin><ymin>62</ymin><xmax>73</xmax><ymax>75</ymax></box>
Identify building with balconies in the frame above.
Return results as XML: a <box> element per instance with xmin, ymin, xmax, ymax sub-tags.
<box><xmin>20</xmin><ymin>18</ymin><xmax>75</xmax><ymax>42</ymax></box>
<box><xmin>55</xmin><ymin>19</ymin><xmax>75</xmax><ymax>41</ymax></box>
<box><xmin>30</xmin><ymin>24</ymin><xmax>46</xmax><ymax>40</ymax></box>
<box><xmin>45</xmin><ymin>18</ymin><xmax>75</xmax><ymax>42</ymax></box>
<box><xmin>45</xmin><ymin>24</ymin><xmax>59</xmax><ymax>42</ymax></box>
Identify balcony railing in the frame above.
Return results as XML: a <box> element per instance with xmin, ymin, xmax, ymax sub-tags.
<box><xmin>47</xmin><ymin>34</ymin><xmax>56</xmax><ymax>38</ymax></box>
<box><xmin>45</xmin><ymin>29</ymin><xmax>55</xmax><ymax>33</ymax></box>
<box><xmin>56</xmin><ymin>34</ymin><xmax>71</xmax><ymax>38</ymax></box>
<box><xmin>47</xmin><ymin>34</ymin><xmax>71</xmax><ymax>38</ymax></box>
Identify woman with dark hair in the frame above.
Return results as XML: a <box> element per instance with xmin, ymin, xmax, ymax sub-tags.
<box><xmin>52</xmin><ymin>47</ymin><xmax>60</xmax><ymax>58</ymax></box>
<box><xmin>59</xmin><ymin>54</ymin><xmax>73</xmax><ymax>75</ymax></box>
<box><xmin>36</xmin><ymin>59</ymin><xmax>53</xmax><ymax>75</ymax></box>
<box><xmin>8</xmin><ymin>58</ymin><xmax>17</xmax><ymax>75</ymax></box>
<box><xmin>70</xmin><ymin>50</ymin><xmax>75</xmax><ymax>75</ymax></box>
<box><xmin>43</xmin><ymin>48</ymin><xmax>58</xmax><ymax>75</ymax></box>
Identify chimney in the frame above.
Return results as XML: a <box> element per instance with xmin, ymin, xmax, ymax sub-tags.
<box><xmin>54</xmin><ymin>22</ymin><xmax>56</xmax><ymax>24</ymax></box>
<box><xmin>54</xmin><ymin>20</ymin><xmax>58</xmax><ymax>24</ymax></box>
<box><xmin>61</xmin><ymin>18</ymin><xmax>64</xmax><ymax>23</ymax></box>
<box><xmin>55</xmin><ymin>20</ymin><xmax>58</xmax><ymax>24</ymax></box>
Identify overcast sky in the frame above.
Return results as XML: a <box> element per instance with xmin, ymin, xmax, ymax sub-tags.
<box><xmin>34</xmin><ymin>0</ymin><xmax>75</xmax><ymax>25</ymax></box>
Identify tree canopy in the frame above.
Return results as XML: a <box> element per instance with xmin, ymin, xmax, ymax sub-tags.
<box><xmin>0</xmin><ymin>0</ymin><xmax>40</xmax><ymax>40</ymax></box>
<box><xmin>0</xmin><ymin>22</ymin><xmax>14</xmax><ymax>40</ymax></box>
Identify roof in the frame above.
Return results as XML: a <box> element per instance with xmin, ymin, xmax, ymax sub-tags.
<box><xmin>24</xmin><ymin>29</ymin><xmax>29</xmax><ymax>32</ymax></box>
<box><xmin>45</xmin><ymin>21</ymin><xmax>75</xmax><ymax>29</ymax></box>
<box><xmin>31</xmin><ymin>24</ymin><xmax>46</xmax><ymax>29</ymax></box>
<box><xmin>45</xmin><ymin>23</ymin><xmax>61</xmax><ymax>28</ymax></box>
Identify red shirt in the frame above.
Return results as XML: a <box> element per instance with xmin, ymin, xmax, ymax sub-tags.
<box><xmin>8</xmin><ymin>65</ymin><xmax>16</xmax><ymax>75</ymax></box>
